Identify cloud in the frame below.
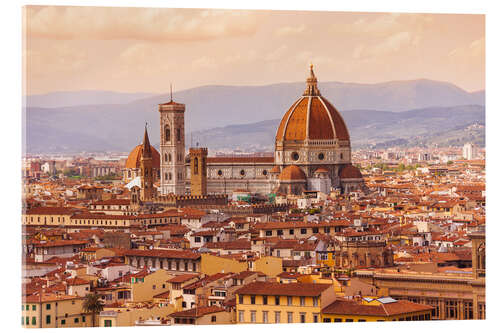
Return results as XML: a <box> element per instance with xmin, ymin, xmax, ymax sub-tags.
<box><xmin>274</xmin><ymin>24</ymin><xmax>306</xmax><ymax>37</ymax></box>
<box><xmin>25</xmin><ymin>42</ymin><xmax>88</xmax><ymax>78</ymax></box>
<box><xmin>191</xmin><ymin>56</ymin><xmax>217</xmax><ymax>70</ymax></box>
<box><xmin>26</xmin><ymin>6</ymin><xmax>262</xmax><ymax>41</ymax></box>
<box><xmin>352</xmin><ymin>31</ymin><xmax>420</xmax><ymax>59</ymax></box>
<box><xmin>264</xmin><ymin>45</ymin><xmax>288</xmax><ymax>62</ymax></box>
<box><xmin>331</xmin><ymin>13</ymin><xmax>433</xmax><ymax>38</ymax></box>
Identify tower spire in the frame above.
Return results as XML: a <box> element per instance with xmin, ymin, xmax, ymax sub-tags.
<box><xmin>142</xmin><ymin>123</ymin><xmax>152</xmax><ymax>158</ymax></box>
<box><xmin>170</xmin><ymin>83</ymin><xmax>173</xmax><ymax>102</ymax></box>
<box><xmin>303</xmin><ymin>63</ymin><xmax>320</xmax><ymax>96</ymax></box>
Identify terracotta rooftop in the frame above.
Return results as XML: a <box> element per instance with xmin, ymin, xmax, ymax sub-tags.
<box><xmin>322</xmin><ymin>298</ymin><xmax>433</xmax><ymax>316</ymax></box>
<box><xmin>123</xmin><ymin>249</ymin><xmax>201</xmax><ymax>260</ymax></box>
<box><xmin>169</xmin><ymin>306</ymin><xmax>226</xmax><ymax>318</ymax></box>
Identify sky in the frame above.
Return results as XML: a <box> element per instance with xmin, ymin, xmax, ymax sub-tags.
<box><xmin>23</xmin><ymin>6</ymin><xmax>485</xmax><ymax>95</ymax></box>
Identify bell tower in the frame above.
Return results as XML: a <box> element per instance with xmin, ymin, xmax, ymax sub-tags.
<box><xmin>159</xmin><ymin>88</ymin><xmax>186</xmax><ymax>195</ymax></box>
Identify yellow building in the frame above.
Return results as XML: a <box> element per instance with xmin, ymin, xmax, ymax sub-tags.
<box><xmin>235</xmin><ymin>281</ymin><xmax>335</xmax><ymax>324</ymax></box>
<box><xmin>200</xmin><ymin>253</ymin><xmax>283</xmax><ymax>277</ymax></box>
<box><xmin>321</xmin><ymin>296</ymin><xmax>433</xmax><ymax>322</ymax></box>
<box><xmin>22</xmin><ymin>293</ymin><xmax>90</xmax><ymax>328</ymax></box>
<box><xmin>129</xmin><ymin>269</ymin><xmax>174</xmax><ymax>302</ymax></box>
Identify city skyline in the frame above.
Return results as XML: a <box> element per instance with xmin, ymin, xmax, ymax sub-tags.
<box><xmin>24</xmin><ymin>7</ymin><xmax>484</xmax><ymax>95</ymax></box>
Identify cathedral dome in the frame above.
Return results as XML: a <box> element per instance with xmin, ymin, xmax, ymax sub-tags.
<box><xmin>125</xmin><ymin>144</ymin><xmax>161</xmax><ymax>169</ymax></box>
<box><xmin>339</xmin><ymin>164</ymin><xmax>363</xmax><ymax>179</ymax></box>
<box><xmin>275</xmin><ymin>64</ymin><xmax>350</xmax><ymax>142</ymax></box>
<box><xmin>279</xmin><ymin>165</ymin><xmax>307</xmax><ymax>181</ymax></box>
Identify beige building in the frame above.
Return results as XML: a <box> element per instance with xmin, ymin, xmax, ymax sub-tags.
<box><xmin>22</xmin><ymin>294</ymin><xmax>90</xmax><ymax>328</ymax></box>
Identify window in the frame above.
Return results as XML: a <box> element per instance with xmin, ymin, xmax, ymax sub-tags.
<box><xmin>263</xmin><ymin>311</ymin><xmax>268</xmax><ymax>323</ymax></box>
<box><xmin>287</xmin><ymin>312</ymin><xmax>293</xmax><ymax>323</ymax></box>
<box><xmin>292</xmin><ymin>152</ymin><xmax>300</xmax><ymax>161</ymax></box>
<box><xmin>464</xmin><ymin>301</ymin><xmax>473</xmax><ymax>319</ymax></box>
<box><xmin>313</xmin><ymin>297</ymin><xmax>318</xmax><ymax>307</ymax></box>
<box><xmin>21</xmin><ymin>317</ymin><xmax>24</xmax><ymax>326</ymax></box>
<box><xmin>287</xmin><ymin>296</ymin><xmax>293</xmax><ymax>306</ymax></box>
<box><xmin>300</xmin><ymin>296</ymin><xmax>305</xmax><ymax>306</ymax></box>
<box><xmin>334</xmin><ymin>318</ymin><xmax>342</xmax><ymax>322</ymax></box>
<box><xmin>61</xmin><ymin>319</ymin><xmax>66</xmax><ymax>325</ymax></box>
<box><xmin>318</xmin><ymin>153</ymin><xmax>325</xmax><ymax>160</ymax></box>
<box><xmin>239</xmin><ymin>295</ymin><xmax>244</xmax><ymax>304</ymax></box>
<box><xmin>265</xmin><ymin>230</ymin><xmax>272</xmax><ymax>236</ymax></box>
<box><xmin>164</xmin><ymin>126</ymin><xmax>171</xmax><ymax>142</ymax></box>
<box><xmin>263</xmin><ymin>296</ymin><xmax>268</xmax><ymax>305</ymax></box>
<box><xmin>26</xmin><ymin>317</ymin><xmax>29</xmax><ymax>325</ymax></box>
<box><xmin>323</xmin><ymin>318</ymin><xmax>331</xmax><ymax>322</ymax></box>
<box><xmin>312</xmin><ymin>227</ymin><xmax>319</xmax><ymax>233</ymax></box>
<box><xmin>300</xmin><ymin>313</ymin><xmax>306</xmax><ymax>323</ymax></box>
<box><xmin>345</xmin><ymin>319</ymin><xmax>353</xmax><ymax>322</ymax></box>
<box><xmin>82</xmin><ymin>316</ymin><xmax>86</xmax><ymax>323</ymax></box>
<box><xmin>211</xmin><ymin>315</ymin><xmax>216</xmax><ymax>323</ymax></box>
<box><xmin>176</xmin><ymin>128</ymin><xmax>181</xmax><ymax>142</ymax></box>
<box><xmin>46</xmin><ymin>315</ymin><xmax>51</xmax><ymax>324</ymax></box>
<box><xmin>182</xmin><ymin>301</ymin><xmax>186</xmax><ymax>308</ymax></box>
<box><xmin>289</xmin><ymin>229</ymin><xmax>294</xmax><ymax>235</ymax></box>
<box><xmin>46</xmin><ymin>304</ymin><xmax>51</xmax><ymax>310</ymax></box>
<box><xmin>301</xmin><ymin>228</ymin><xmax>307</xmax><ymax>235</ymax></box>
<box><xmin>194</xmin><ymin>157</ymin><xmax>199</xmax><ymax>175</ymax></box>
<box><xmin>238</xmin><ymin>310</ymin><xmax>244</xmax><ymax>323</ymax></box>
<box><xmin>251</xmin><ymin>295</ymin><xmax>256</xmax><ymax>304</ymax></box>
<box><xmin>275</xmin><ymin>311</ymin><xmax>281</xmax><ymax>323</ymax></box>
<box><xmin>152</xmin><ymin>285</ymin><xmax>156</xmax><ymax>290</ymax></box>
<box><xmin>277</xmin><ymin>229</ymin><xmax>283</xmax><ymax>236</ymax></box>
<box><xmin>358</xmin><ymin>319</ymin><xmax>366</xmax><ymax>322</ymax></box>
<box><xmin>240</xmin><ymin>169</ymin><xmax>245</xmax><ymax>176</ymax></box>
<box><xmin>74</xmin><ymin>318</ymin><xmax>79</xmax><ymax>323</ymax></box>
<box><xmin>275</xmin><ymin>296</ymin><xmax>280</xmax><ymax>305</ymax></box>
<box><xmin>250</xmin><ymin>311</ymin><xmax>256</xmax><ymax>323</ymax></box>
<box><xmin>104</xmin><ymin>320</ymin><xmax>112</xmax><ymax>327</ymax></box>
<box><xmin>32</xmin><ymin>305</ymin><xmax>36</xmax><ymax>311</ymax></box>
<box><xmin>26</xmin><ymin>304</ymin><xmax>29</xmax><ymax>310</ymax></box>
<box><xmin>445</xmin><ymin>300</ymin><xmax>458</xmax><ymax>319</ymax></box>
<box><xmin>313</xmin><ymin>313</ymin><xmax>319</xmax><ymax>323</ymax></box>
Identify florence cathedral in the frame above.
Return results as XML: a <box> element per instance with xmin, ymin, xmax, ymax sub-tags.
<box><xmin>123</xmin><ymin>65</ymin><xmax>365</xmax><ymax>199</ymax></box>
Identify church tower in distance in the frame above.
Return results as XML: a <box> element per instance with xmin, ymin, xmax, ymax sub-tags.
<box><xmin>140</xmin><ymin>125</ymin><xmax>155</xmax><ymax>201</ymax></box>
<box><xmin>189</xmin><ymin>147</ymin><xmax>208</xmax><ymax>196</ymax></box>
<box><xmin>159</xmin><ymin>92</ymin><xmax>186</xmax><ymax>195</ymax></box>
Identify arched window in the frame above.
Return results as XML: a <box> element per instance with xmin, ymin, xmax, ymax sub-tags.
<box><xmin>176</xmin><ymin>128</ymin><xmax>181</xmax><ymax>142</ymax></box>
<box><xmin>194</xmin><ymin>157</ymin><xmax>199</xmax><ymax>175</ymax></box>
<box><xmin>164</xmin><ymin>125</ymin><xmax>171</xmax><ymax>142</ymax></box>
<box><xmin>164</xmin><ymin>153</ymin><xmax>168</xmax><ymax>162</ymax></box>
<box><xmin>168</xmin><ymin>153</ymin><xmax>172</xmax><ymax>162</ymax></box>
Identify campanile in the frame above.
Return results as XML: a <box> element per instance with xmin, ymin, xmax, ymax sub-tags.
<box><xmin>158</xmin><ymin>95</ymin><xmax>186</xmax><ymax>195</ymax></box>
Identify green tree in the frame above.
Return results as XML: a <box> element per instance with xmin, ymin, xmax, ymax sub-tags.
<box><xmin>82</xmin><ymin>293</ymin><xmax>104</xmax><ymax>327</ymax></box>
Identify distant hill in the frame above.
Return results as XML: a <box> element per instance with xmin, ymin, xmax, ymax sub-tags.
<box><xmin>25</xmin><ymin>90</ymin><xmax>155</xmax><ymax>108</ymax></box>
<box><xmin>188</xmin><ymin>105</ymin><xmax>485</xmax><ymax>151</ymax></box>
<box><xmin>24</xmin><ymin>79</ymin><xmax>485</xmax><ymax>154</ymax></box>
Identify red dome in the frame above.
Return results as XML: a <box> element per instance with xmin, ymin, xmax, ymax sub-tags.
<box><xmin>279</xmin><ymin>165</ymin><xmax>307</xmax><ymax>181</ymax></box>
<box><xmin>340</xmin><ymin>164</ymin><xmax>363</xmax><ymax>179</ymax></box>
<box><xmin>276</xmin><ymin>65</ymin><xmax>350</xmax><ymax>143</ymax></box>
<box><xmin>125</xmin><ymin>144</ymin><xmax>160</xmax><ymax>169</ymax></box>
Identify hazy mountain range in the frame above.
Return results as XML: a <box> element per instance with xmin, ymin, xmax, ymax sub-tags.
<box><xmin>23</xmin><ymin>79</ymin><xmax>485</xmax><ymax>154</ymax></box>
